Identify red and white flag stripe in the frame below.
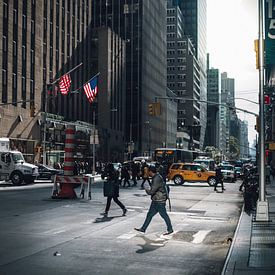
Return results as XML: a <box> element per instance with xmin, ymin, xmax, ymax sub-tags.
<box><xmin>59</xmin><ymin>74</ymin><xmax>71</xmax><ymax>95</ymax></box>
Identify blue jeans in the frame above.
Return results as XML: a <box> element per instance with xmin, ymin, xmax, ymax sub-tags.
<box><xmin>141</xmin><ymin>201</ymin><xmax>173</xmax><ymax>232</ymax></box>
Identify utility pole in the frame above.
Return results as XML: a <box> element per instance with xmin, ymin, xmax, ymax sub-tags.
<box><xmin>256</xmin><ymin>0</ymin><xmax>269</xmax><ymax>221</ymax></box>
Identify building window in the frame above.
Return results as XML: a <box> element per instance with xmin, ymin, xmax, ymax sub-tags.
<box><xmin>22</xmin><ymin>45</ymin><xmax>26</xmax><ymax>60</ymax></box>
<box><xmin>13</xmin><ymin>41</ymin><xmax>17</xmax><ymax>56</ymax></box>
<box><xmin>3</xmin><ymin>2</ymin><xmax>8</xmax><ymax>19</ymax></box>
<box><xmin>2</xmin><ymin>36</ymin><xmax>7</xmax><ymax>52</ymax></box>
<box><xmin>2</xmin><ymin>69</ymin><xmax>7</xmax><ymax>86</ymax></box>
<box><xmin>22</xmin><ymin>15</ymin><xmax>27</xmax><ymax>29</ymax></box>
<box><xmin>31</xmin><ymin>20</ymin><xmax>35</xmax><ymax>34</ymax></box>
<box><xmin>13</xmin><ymin>9</ymin><xmax>17</xmax><ymax>25</ymax></box>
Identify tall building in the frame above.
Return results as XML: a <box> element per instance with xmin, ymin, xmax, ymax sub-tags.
<box><xmin>180</xmin><ymin>0</ymin><xmax>207</xmax><ymax>149</ymax></box>
<box><xmin>92</xmin><ymin>0</ymin><xmax>168</xmax><ymax>157</ymax></box>
<box><xmin>0</xmin><ymin>1</ymin><xmax>125</xmax><ymax>163</ymax></box>
<box><xmin>239</xmin><ymin>120</ymin><xmax>249</xmax><ymax>158</ymax></box>
<box><xmin>205</xmin><ymin>54</ymin><xmax>220</xmax><ymax>149</ymax></box>
<box><xmin>220</xmin><ymin>72</ymin><xmax>244</xmax><ymax>160</ymax></box>
<box><xmin>167</xmin><ymin>0</ymin><xmax>201</xmax><ymax>150</ymax></box>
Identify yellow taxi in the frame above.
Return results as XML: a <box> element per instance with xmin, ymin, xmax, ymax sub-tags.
<box><xmin>167</xmin><ymin>163</ymin><xmax>216</xmax><ymax>186</ymax></box>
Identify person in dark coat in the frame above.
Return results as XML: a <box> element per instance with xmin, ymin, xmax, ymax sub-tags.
<box><xmin>131</xmin><ymin>162</ymin><xmax>139</xmax><ymax>186</ymax></box>
<box><xmin>121</xmin><ymin>165</ymin><xmax>131</xmax><ymax>187</ymax></box>
<box><xmin>214</xmin><ymin>166</ymin><xmax>225</xmax><ymax>192</ymax></box>
<box><xmin>101</xmin><ymin>163</ymin><xmax>127</xmax><ymax>217</ymax></box>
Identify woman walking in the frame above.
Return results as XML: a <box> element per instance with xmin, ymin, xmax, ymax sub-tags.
<box><xmin>101</xmin><ymin>163</ymin><xmax>127</xmax><ymax>217</ymax></box>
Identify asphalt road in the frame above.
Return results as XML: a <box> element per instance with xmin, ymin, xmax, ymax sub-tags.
<box><xmin>0</xmin><ymin>179</ymin><xmax>243</xmax><ymax>275</ymax></box>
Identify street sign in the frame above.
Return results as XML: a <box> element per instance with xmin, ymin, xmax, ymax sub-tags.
<box><xmin>90</xmin><ymin>130</ymin><xmax>99</xmax><ymax>144</ymax></box>
<box><xmin>265</xmin><ymin>0</ymin><xmax>275</xmax><ymax>65</ymax></box>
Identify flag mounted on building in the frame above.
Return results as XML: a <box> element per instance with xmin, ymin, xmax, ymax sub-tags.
<box><xmin>59</xmin><ymin>74</ymin><xmax>71</xmax><ymax>95</ymax></box>
<box><xmin>83</xmin><ymin>75</ymin><xmax>99</xmax><ymax>103</ymax></box>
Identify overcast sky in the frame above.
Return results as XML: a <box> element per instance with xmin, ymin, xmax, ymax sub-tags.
<box><xmin>207</xmin><ymin>0</ymin><xmax>259</xmax><ymax>145</ymax></box>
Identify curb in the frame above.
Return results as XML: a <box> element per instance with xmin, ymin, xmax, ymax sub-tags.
<box><xmin>221</xmin><ymin>204</ymin><xmax>245</xmax><ymax>275</ymax></box>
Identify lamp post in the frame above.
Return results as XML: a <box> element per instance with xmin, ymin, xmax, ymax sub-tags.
<box><xmin>145</xmin><ymin>121</ymin><xmax>151</xmax><ymax>156</ymax></box>
<box><xmin>256</xmin><ymin>0</ymin><xmax>269</xmax><ymax>221</ymax></box>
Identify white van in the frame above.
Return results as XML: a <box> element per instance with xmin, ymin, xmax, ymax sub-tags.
<box><xmin>0</xmin><ymin>138</ymin><xmax>39</xmax><ymax>185</ymax></box>
<box><xmin>193</xmin><ymin>157</ymin><xmax>216</xmax><ymax>171</ymax></box>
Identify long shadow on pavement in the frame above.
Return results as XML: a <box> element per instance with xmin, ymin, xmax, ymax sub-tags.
<box><xmin>135</xmin><ymin>235</ymin><xmax>168</xmax><ymax>254</ymax></box>
<box><xmin>94</xmin><ymin>215</ymin><xmax>122</xmax><ymax>223</ymax></box>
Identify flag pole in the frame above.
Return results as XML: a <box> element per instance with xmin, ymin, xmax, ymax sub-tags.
<box><xmin>50</xmin><ymin>62</ymin><xmax>83</xmax><ymax>85</ymax></box>
<box><xmin>71</xmin><ymin>72</ymin><xmax>100</xmax><ymax>94</ymax></box>
<box><xmin>92</xmin><ymin>108</ymin><xmax>96</xmax><ymax>176</ymax></box>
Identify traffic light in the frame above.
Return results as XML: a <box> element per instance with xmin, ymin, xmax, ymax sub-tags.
<box><xmin>254</xmin><ymin>39</ymin><xmax>260</xmax><ymax>69</ymax></box>
<box><xmin>264</xmin><ymin>95</ymin><xmax>271</xmax><ymax>105</ymax></box>
<box><xmin>30</xmin><ymin>104</ymin><xmax>36</xmax><ymax>117</ymax></box>
<box><xmin>148</xmin><ymin>103</ymin><xmax>154</xmax><ymax>116</ymax></box>
<box><xmin>255</xmin><ymin>116</ymin><xmax>259</xmax><ymax>132</ymax></box>
<box><xmin>154</xmin><ymin>102</ymin><xmax>161</xmax><ymax>115</ymax></box>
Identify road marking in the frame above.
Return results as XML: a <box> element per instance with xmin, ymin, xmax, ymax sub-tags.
<box><xmin>192</xmin><ymin>230</ymin><xmax>211</xmax><ymax>244</ymax></box>
<box><xmin>126</xmin><ymin>206</ymin><xmax>144</xmax><ymax>209</ymax></box>
<box><xmin>117</xmin><ymin>232</ymin><xmax>137</xmax><ymax>239</ymax></box>
<box><xmin>43</xmin><ymin>229</ymin><xmax>66</xmax><ymax>235</ymax></box>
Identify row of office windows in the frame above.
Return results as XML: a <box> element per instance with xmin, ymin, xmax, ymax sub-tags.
<box><xmin>167</xmin><ymin>49</ymin><xmax>187</xmax><ymax>55</ymax></box>
<box><xmin>167</xmin><ymin>74</ymin><xmax>186</xmax><ymax>80</ymax></box>
<box><xmin>167</xmin><ymin>66</ymin><xmax>186</xmax><ymax>71</ymax></box>
<box><xmin>168</xmin><ymin>58</ymin><xmax>186</xmax><ymax>63</ymax></box>
<box><xmin>167</xmin><ymin>41</ymin><xmax>187</xmax><ymax>47</ymax></box>
<box><xmin>167</xmin><ymin>82</ymin><xmax>186</xmax><ymax>88</ymax></box>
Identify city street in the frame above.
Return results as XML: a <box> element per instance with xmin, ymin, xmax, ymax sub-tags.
<box><xmin>0</xmin><ymin>179</ymin><xmax>243</xmax><ymax>275</ymax></box>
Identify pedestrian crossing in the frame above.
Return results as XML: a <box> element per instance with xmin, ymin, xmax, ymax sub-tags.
<box><xmin>117</xmin><ymin>229</ymin><xmax>211</xmax><ymax>244</ymax></box>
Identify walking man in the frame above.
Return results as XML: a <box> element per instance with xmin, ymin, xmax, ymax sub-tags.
<box><xmin>214</xmin><ymin>166</ymin><xmax>225</xmax><ymax>192</ymax></box>
<box><xmin>134</xmin><ymin>165</ymin><xmax>173</xmax><ymax>235</ymax></box>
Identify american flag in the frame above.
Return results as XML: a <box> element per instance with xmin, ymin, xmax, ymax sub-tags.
<box><xmin>58</xmin><ymin>74</ymin><xmax>71</xmax><ymax>95</ymax></box>
<box><xmin>83</xmin><ymin>76</ymin><xmax>98</xmax><ymax>103</ymax></box>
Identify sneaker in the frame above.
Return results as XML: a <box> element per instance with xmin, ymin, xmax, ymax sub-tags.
<box><xmin>163</xmin><ymin>230</ymin><xmax>173</xmax><ymax>236</ymax></box>
<box><xmin>134</xmin><ymin>228</ymin><xmax>145</xmax><ymax>234</ymax></box>
<box><xmin>122</xmin><ymin>208</ymin><xmax>127</xmax><ymax>216</ymax></box>
<box><xmin>100</xmin><ymin>212</ymin><xmax>108</xmax><ymax>217</ymax></box>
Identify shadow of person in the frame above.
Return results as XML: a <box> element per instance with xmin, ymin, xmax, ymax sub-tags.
<box><xmin>93</xmin><ymin>215</ymin><xmax>121</xmax><ymax>223</ymax></box>
<box><xmin>135</xmin><ymin>235</ymin><xmax>168</xmax><ymax>254</ymax></box>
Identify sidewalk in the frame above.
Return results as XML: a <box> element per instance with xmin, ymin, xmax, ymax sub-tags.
<box><xmin>222</xmin><ymin>181</ymin><xmax>275</xmax><ymax>275</ymax></box>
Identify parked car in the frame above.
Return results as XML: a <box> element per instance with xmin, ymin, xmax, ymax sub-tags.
<box><xmin>167</xmin><ymin>162</ymin><xmax>216</xmax><ymax>186</ymax></box>
<box><xmin>219</xmin><ymin>164</ymin><xmax>236</xmax><ymax>182</ymax></box>
<box><xmin>234</xmin><ymin>166</ymin><xmax>243</xmax><ymax>179</ymax></box>
<box><xmin>36</xmin><ymin>164</ymin><xmax>63</xmax><ymax>180</ymax></box>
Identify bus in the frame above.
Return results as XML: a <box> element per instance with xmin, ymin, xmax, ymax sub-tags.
<box><xmin>154</xmin><ymin>148</ymin><xmax>198</xmax><ymax>164</ymax></box>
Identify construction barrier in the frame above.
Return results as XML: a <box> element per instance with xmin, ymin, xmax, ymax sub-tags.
<box><xmin>80</xmin><ymin>175</ymin><xmax>94</xmax><ymax>200</ymax></box>
<box><xmin>52</xmin><ymin>175</ymin><xmax>92</xmax><ymax>199</ymax></box>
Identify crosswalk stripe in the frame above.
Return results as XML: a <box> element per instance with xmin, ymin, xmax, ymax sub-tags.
<box><xmin>117</xmin><ymin>233</ymin><xmax>137</xmax><ymax>239</ymax></box>
<box><xmin>192</xmin><ymin>230</ymin><xmax>211</xmax><ymax>244</ymax></box>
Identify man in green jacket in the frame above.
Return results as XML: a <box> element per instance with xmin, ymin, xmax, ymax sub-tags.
<box><xmin>134</xmin><ymin>165</ymin><xmax>173</xmax><ymax>235</ymax></box>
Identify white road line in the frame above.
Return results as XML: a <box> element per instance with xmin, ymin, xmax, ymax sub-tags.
<box><xmin>192</xmin><ymin>230</ymin><xmax>211</xmax><ymax>244</ymax></box>
<box><xmin>117</xmin><ymin>232</ymin><xmax>137</xmax><ymax>239</ymax></box>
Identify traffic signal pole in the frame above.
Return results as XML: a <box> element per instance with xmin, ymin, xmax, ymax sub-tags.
<box><xmin>256</xmin><ymin>0</ymin><xmax>269</xmax><ymax>221</ymax></box>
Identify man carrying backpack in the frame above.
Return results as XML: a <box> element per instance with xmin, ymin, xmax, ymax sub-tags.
<box><xmin>134</xmin><ymin>165</ymin><xmax>173</xmax><ymax>235</ymax></box>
